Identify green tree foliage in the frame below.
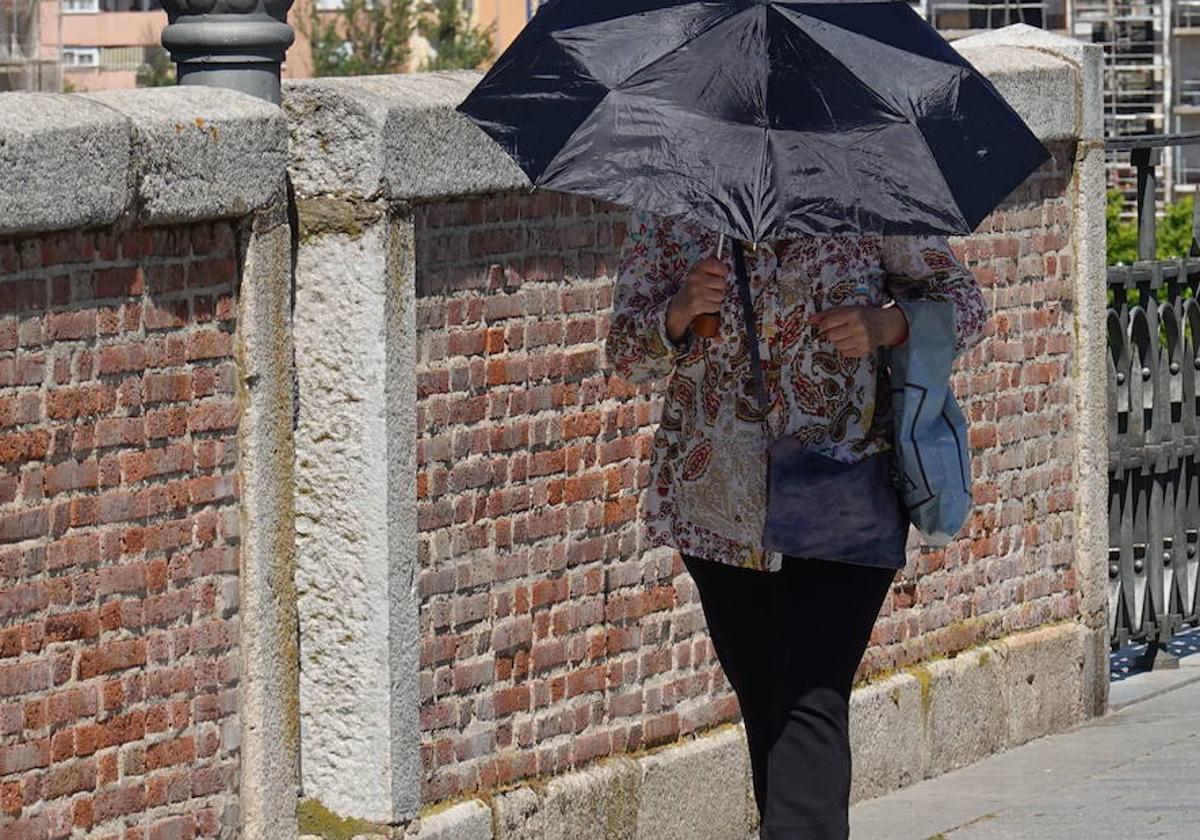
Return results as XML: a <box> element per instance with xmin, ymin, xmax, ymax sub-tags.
<box><xmin>1157</xmin><ymin>193</ymin><xmax>1197</xmax><ymax>260</ymax></box>
<box><xmin>1107</xmin><ymin>189</ymin><xmax>1138</xmax><ymax>265</ymax></box>
<box><xmin>301</xmin><ymin>0</ymin><xmax>494</xmax><ymax>76</ymax></box>
<box><xmin>300</xmin><ymin>0</ymin><xmax>416</xmax><ymax>77</ymax></box>
<box><xmin>419</xmin><ymin>0</ymin><xmax>495</xmax><ymax>71</ymax></box>
<box><xmin>136</xmin><ymin>46</ymin><xmax>176</xmax><ymax>88</ymax></box>
<box><xmin>1107</xmin><ymin>189</ymin><xmax>1197</xmax><ymax>265</ymax></box>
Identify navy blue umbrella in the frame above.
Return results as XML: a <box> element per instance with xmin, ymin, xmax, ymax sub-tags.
<box><xmin>456</xmin><ymin>0</ymin><xmax>1050</xmax><ymax>244</ymax></box>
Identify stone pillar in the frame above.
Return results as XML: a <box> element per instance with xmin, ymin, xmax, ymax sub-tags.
<box><xmin>160</xmin><ymin>0</ymin><xmax>295</xmax><ymax>105</ymax></box>
<box><xmin>281</xmin><ymin>71</ymin><xmax>525</xmax><ymax>825</ymax></box>
<box><xmin>290</xmin><ymin>198</ymin><xmax>421</xmax><ymax>824</ymax></box>
<box><xmin>956</xmin><ymin>24</ymin><xmax>1110</xmax><ymax>716</ymax></box>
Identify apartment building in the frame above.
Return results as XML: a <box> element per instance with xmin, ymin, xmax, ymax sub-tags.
<box><xmin>0</xmin><ymin>0</ymin><xmax>169</xmax><ymax>93</ymax></box>
<box><xmin>1</xmin><ymin>0</ymin><xmax>436</xmax><ymax>93</ymax></box>
<box><xmin>921</xmin><ymin>0</ymin><xmax>1197</xmax><ymax>199</ymax></box>
<box><xmin>469</xmin><ymin>0</ymin><xmax>533</xmax><ymax>55</ymax></box>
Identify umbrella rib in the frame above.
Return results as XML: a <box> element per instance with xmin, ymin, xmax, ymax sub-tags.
<box><xmin>772</xmin><ymin>9</ymin><xmax>937</xmax><ymax>127</ymax></box>
<box><xmin>774</xmin><ymin>5</ymin><xmax>966</xmax><ymax>70</ymax></box>
<box><xmin>531</xmin><ymin>89</ymin><xmax>614</xmax><ymax>188</ymax></box>
<box><xmin>754</xmin><ymin>126</ymin><xmax>770</xmax><ymax>246</ymax></box>
<box><xmin>610</xmin><ymin>3</ymin><xmax>757</xmax><ymax>90</ymax></box>
<box><xmin>901</xmin><ymin>67</ymin><xmax>971</xmax><ymax>231</ymax></box>
<box><xmin>773</xmin><ymin>12</ymin><xmax>968</xmax><ymax>231</ymax></box>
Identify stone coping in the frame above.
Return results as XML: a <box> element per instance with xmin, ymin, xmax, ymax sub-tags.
<box><xmin>282</xmin><ymin>71</ymin><xmax>527</xmax><ymax>203</ymax></box>
<box><xmin>955</xmin><ymin>23</ymin><xmax>1103</xmax><ymax>142</ymax></box>
<box><xmin>282</xmin><ymin>23</ymin><xmax>1097</xmax><ymax>204</ymax></box>
<box><xmin>0</xmin><ymin>23</ymin><xmax>1098</xmax><ymax>237</ymax></box>
<box><xmin>0</xmin><ymin>86</ymin><xmax>287</xmax><ymax>237</ymax></box>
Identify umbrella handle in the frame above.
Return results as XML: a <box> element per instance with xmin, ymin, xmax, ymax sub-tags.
<box><xmin>691</xmin><ymin>233</ymin><xmax>725</xmax><ymax>338</ymax></box>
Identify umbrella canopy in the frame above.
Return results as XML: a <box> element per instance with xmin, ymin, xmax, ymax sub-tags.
<box><xmin>456</xmin><ymin>0</ymin><xmax>1050</xmax><ymax>244</ymax></box>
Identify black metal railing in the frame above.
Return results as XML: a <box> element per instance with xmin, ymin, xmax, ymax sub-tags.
<box><xmin>1106</xmin><ymin>132</ymin><xmax>1200</xmax><ymax>665</ymax></box>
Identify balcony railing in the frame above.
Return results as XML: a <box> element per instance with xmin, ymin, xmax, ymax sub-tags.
<box><xmin>1177</xmin><ymin>0</ymin><xmax>1200</xmax><ymax>27</ymax></box>
<box><xmin>1106</xmin><ymin>132</ymin><xmax>1200</xmax><ymax>665</ymax></box>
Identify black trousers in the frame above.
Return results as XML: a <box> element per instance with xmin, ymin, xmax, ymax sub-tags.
<box><xmin>682</xmin><ymin>553</ymin><xmax>896</xmax><ymax>840</ymax></box>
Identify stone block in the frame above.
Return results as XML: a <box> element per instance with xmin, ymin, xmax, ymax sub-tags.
<box><xmin>923</xmin><ymin>647</ymin><xmax>1008</xmax><ymax>777</ymax></box>
<box><xmin>996</xmin><ymin>623</ymin><xmax>1087</xmax><ymax>747</ymax></box>
<box><xmin>293</xmin><ymin>213</ymin><xmax>421</xmax><ymax>823</ymax></box>
<box><xmin>955</xmin><ymin>22</ymin><xmax>1103</xmax><ymax>140</ymax></box>
<box><xmin>283</xmin><ymin>71</ymin><xmax>529</xmax><ymax>201</ymax></box>
<box><xmin>0</xmin><ymin>93</ymin><xmax>129</xmax><ymax>235</ymax></box>
<box><xmin>634</xmin><ymin>727</ymin><xmax>753</xmax><ymax>840</ymax></box>
<box><xmin>494</xmin><ymin>757</ymin><xmax>641</xmax><ymax>840</ymax></box>
<box><xmin>955</xmin><ymin>47</ymin><xmax>1079</xmax><ymax>143</ymax></box>
<box><xmin>406</xmin><ymin>800</ymin><xmax>493</xmax><ymax>840</ymax></box>
<box><xmin>849</xmin><ymin>671</ymin><xmax>929</xmax><ymax>803</ymax></box>
<box><xmin>81</xmin><ymin>86</ymin><xmax>287</xmax><ymax>224</ymax></box>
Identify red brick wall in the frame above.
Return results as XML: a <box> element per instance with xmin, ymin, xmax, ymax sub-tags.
<box><xmin>0</xmin><ymin>223</ymin><xmax>242</xmax><ymax>839</ymax></box>
<box><xmin>415</xmin><ymin>193</ymin><xmax>723</xmax><ymax>804</ymax></box>
<box><xmin>855</xmin><ymin>141</ymin><xmax>1081</xmax><ymax>675</ymax></box>
<box><xmin>413</xmin><ymin>140</ymin><xmax>1082</xmax><ymax>806</ymax></box>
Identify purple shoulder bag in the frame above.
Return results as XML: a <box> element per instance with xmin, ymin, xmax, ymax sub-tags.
<box><xmin>729</xmin><ymin>243</ymin><xmax>909</xmax><ymax>569</ymax></box>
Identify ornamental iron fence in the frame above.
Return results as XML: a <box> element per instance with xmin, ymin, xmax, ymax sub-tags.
<box><xmin>1106</xmin><ymin>131</ymin><xmax>1200</xmax><ymax>666</ymax></box>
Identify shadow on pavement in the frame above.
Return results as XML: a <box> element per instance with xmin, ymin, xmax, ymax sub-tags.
<box><xmin>1109</xmin><ymin>623</ymin><xmax>1200</xmax><ymax>682</ymax></box>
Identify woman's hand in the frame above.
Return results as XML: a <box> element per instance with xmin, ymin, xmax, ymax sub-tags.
<box><xmin>811</xmin><ymin>305</ymin><xmax>907</xmax><ymax>358</ymax></box>
<box><xmin>665</xmin><ymin>257</ymin><xmax>729</xmax><ymax>343</ymax></box>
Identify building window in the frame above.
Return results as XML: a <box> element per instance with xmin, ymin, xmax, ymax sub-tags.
<box><xmin>63</xmin><ymin>0</ymin><xmax>100</xmax><ymax>12</ymax></box>
<box><xmin>62</xmin><ymin>47</ymin><xmax>101</xmax><ymax>67</ymax></box>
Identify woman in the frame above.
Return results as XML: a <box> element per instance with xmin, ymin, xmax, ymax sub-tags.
<box><xmin>603</xmin><ymin>210</ymin><xmax>986</xmax><ymax>839</ymax></box>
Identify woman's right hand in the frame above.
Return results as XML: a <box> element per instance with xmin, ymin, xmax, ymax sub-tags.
<box><xmin>665</xmin><ymin>258</ymin><xmax>729</xmax><ymax>342</ymax></box>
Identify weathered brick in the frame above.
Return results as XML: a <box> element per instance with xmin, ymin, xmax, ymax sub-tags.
<box><xmin>97</xmin><ymin>343</ymin><xmax>145</xmax><ymax>375</ymax></box>
<box><xmin>46</xmin><ymin>384</ymin><xmax>116</xmax><ymax>420</ymax></box>
<box><xmin>149</xmin><ymin>813</ymin><xmax>197</xmax><ymax>840</ymax></box>
<box><xmin>43</xmin><ymin>756</ymin><xmax>97</xmax><ymax>800</ymax></box>
<box><xmin>78</xmin><ymin>639</ymin><xmax>147</xmax><ymax>679</ymax></box>
<box><xmin>0</xmin><ymin>662</ymin><xmax>52</xmax><ymax>696</ymax></box>
<box><xmin>44</xmin><ymin>611</ymin><xmax>100</xmax><ymax>644</ymax></box>
<box><xmin>145</xmin><ymin>735</ymin><xmax>196</xmax><ymax>770</ymax></box>
<box><xmin>0</xmin><ymin>430</ymin><xmax>50</xmax><ymax>464</ymax></box>
<box><xmin>92</xmin><ymin>779</ymin><xmax>146</xmax><ymax>822</ymax></box>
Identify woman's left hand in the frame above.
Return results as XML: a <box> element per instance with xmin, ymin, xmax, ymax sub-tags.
<box><xmin>810</xmin><ymin>306</ymin><xmax>907</xmax><ymax>358</ymax></box>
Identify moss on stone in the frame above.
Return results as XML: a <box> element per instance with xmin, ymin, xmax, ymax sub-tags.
<box><xmin>907</xmin><ymin>663</ymin><xmax>934</xmax><ymax>719</ymax></box>
<box><xmin>296</xmin><ymin>797</ymin><xmax>390</xmax><ymax>840</ymax></box>
<box><xmin>419</xmin><ymin>794</ymin><xmax>475</xmax><ymax>819</ymax></box>
<box><xmin>854</xmin><ymin>665</ymin><xmax>897</xmax><ymax>689</ymax></box>
<box><xmin>602</xmin><ymin>765</ymin><xmax>641</xmax><ymax>839</ymax></box>
<box><xmin>296</xmin><ymin>196</ymin><xmax>385</xmax><ymax>242</ymax></box>
<box><xmin>414</xmin><ymin>722</ymin><xmax>738</xmax><ymax>828</ymax></box>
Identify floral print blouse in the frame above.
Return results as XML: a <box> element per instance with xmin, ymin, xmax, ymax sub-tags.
<box><xmin>604</xmin><ymin>210</ymin><xmax>987</xmax><ymax>573</ymax></box>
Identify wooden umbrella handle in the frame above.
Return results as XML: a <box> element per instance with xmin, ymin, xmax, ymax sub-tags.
<box><xmin>692</xmin><ymin>313</ymin><xmax>720</xmax><ymax>337</ymax></box>
<box><xmin>690</xmin><ymin>233</ymin><xmax>726</xmax><ymax>339</ymax></box>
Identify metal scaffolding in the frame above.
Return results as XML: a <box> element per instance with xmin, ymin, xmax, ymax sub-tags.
<box><xmin>925</xmin><ymin>0</ymin><xmax>1057</xmax><ymax>36</ymax></box>
<box><xmin>1072</xmin><ymin>0</ymin><xmax>1173</xmax><ymax>207</ymax></box>
<box><xmin>0</xmin><ymin>0</ymin><xmax>59</xmax><ymax>91</ymax></box>
<box><xmin>1172</xmin><ymin>1</ymin><xmax>1200</xmax><ymax>191</ymax></box>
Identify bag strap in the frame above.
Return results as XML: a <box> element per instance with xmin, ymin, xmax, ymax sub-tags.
<box><xmin>731</xmin><ymin>242</ymin><xmax>771</xmax><ymax>417</ymax></box>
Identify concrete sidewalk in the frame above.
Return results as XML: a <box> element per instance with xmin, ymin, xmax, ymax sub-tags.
<box><xmin>848</xmin><ymin>654</ymin><xmax>1200</xmax><ymax>839</ymax></box>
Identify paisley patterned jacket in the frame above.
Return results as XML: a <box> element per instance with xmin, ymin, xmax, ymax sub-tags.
<box><xmin>603</xmin><ymin>210</ymin><xmax>987</xmax><ymax>573</ymax></box>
